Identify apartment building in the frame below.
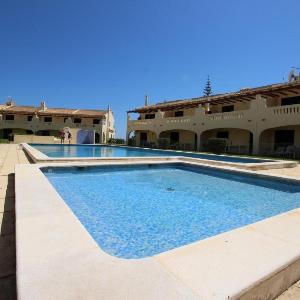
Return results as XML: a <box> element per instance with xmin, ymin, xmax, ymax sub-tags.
<box><xmin>127</xmin><ymin>80</ymin><xmax>300</xmax><ymax>155</ymax></box>
<box><xmin>0</xmin><ymin>101</ymin><xmax>115</xmax><ymax>144</ymax></box>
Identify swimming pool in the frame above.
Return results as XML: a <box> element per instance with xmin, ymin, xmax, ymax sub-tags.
<box><xmin>43</xmin><ymin>163</ymin><xmax>300</xmax><ymax>259</ymax></box>
<box><xmin>31</xmin><ymin>144</ymin><xmax>271</xmax><ymax>164</ymax></box>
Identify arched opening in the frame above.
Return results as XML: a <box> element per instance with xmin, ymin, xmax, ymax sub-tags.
<box><xmin>158</xmin><ymin>130</ymin><xmax>197</xmax><ymax>150</ymax></box>
<box><xmin>0</xmin><ymin>128</ymin><xmax>34</xmax><ymax>141</ymax></box>
<box><xmin>132</xmin><ymin>130</ymin><xmax>157</xmax><ymax>148</ymax></box>
<box><xmin>127</xmin><ymin>131</ymin><xmax>135</xmax><ymax>146</ymax></box>
<box><xmin>95</xmin><ymin>132</ymin><xmax>100</xmax><ymax>144</ymax></box>
<box><xmin>201</xmin><ymin>128</ymin><xmax>253</xmax><ymax>154</ymax></box>
<box><xmin>259</xmin><ymin>125</ymin><xmax>300</xmax><ymax>158</ymax></box>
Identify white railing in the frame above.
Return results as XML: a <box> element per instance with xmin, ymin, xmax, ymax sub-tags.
<box><xmin>272</xmin><ymin>104</ymin><xmax>300</xmax><ymax>115</ymax></box>
<box><xmin>165</xmin><ymin>117</ymin><xmax>191</xmax><ymax>124</ymax></box>
<box><xmin>205</xmin><ymin>111</ymin><xmax>244</xmax><ymax>121</ymax></box>
<box><xmin>131</xmin><ymin>120</ymin><xmax>152</xmax><ymax>126</ymax></box>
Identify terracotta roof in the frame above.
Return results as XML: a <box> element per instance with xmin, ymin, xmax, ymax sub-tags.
<box><xmin>128</xmin><ymin>80</ymin><xmax>300</xmax><ymax>113</ymax></box>
<box><xmin>0</xmin><ymin>105</ymin><xmax>37</xmax><ymax>114</ymax></box>
<box><xmin>0</xmin><ymin>104</ymin><xmax>107</xmax><ymax>118</ymax></box>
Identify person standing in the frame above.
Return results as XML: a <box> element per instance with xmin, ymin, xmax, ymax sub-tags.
<box><xmin>68</xmin><ymin>131</ymin><xmax>72</xmax><ymax>144</ymax></box>
<box><xmin>60</xmin><ymin>130</ymin><xmax>65</xmax><ymax>144</ymax></box>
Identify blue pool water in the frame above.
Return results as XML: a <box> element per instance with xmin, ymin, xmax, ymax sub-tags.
<box><xmin>43</xmin><ymin>164</ymin><xmax>300</xmax><ymax>259</ymax></box>
<box><xmin>31</xmin><ymin>143</ymin><xmax>271</xmax><ymax>164</ymax></box>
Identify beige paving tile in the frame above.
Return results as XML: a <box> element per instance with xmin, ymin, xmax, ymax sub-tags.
<box><xmin>0</xmin><ymin>168</ymin><xmax>15</xmax><ymax>175</ymax></box>
<box><xmin>0</xmin><ymin>188</ymin><xmax>15</xmax><ymax>198</ymax></box>
<box><xmin>157</xmin><ymin>226</ymin><xmax>300</xmax><ymax>299</ymax></box>
<box><xmin>259</xmin><ymin>166</ymin><xmax>300</xmax><ymax>180</ymax></box>
<box><xmin>0</xmin><ymin>176</ymin><xmax>15</xmax><ymax>188</ymax></box>
<box><xmin>277</xmin><ymin>280</ymin><xmax>300</xmax><ymax>299</ymax></box>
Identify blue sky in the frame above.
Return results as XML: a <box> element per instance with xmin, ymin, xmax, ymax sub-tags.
<box><xmin>0</xmin><ymin>0</ymin><xmax>299</xmax><ymax>137</ymax></box>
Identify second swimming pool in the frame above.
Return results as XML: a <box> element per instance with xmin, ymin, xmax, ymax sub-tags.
<box><xmin>31</xmin><ymin>144</ymin><xmax>271</xmax><ymax>164</ymax></box>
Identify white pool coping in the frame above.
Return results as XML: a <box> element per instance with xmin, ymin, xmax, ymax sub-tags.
<box><xmin>21</xmin><ymin>142</ymin><xmax>297</xmax><ymax>171</ymax></box>
<box><xmin>15</xmin><ymin>159</ymin><xmax>300</xmax><ymax>299</ymax></box>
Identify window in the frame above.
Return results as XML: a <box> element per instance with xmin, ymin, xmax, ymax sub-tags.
<box><xmin>281</xmin><ymin>96</ymin><xmax>300</xmax><ymax>106</ymax></box>
<box><xmin>44</xmin><ymin>117</ymin><xmax>52</xmax><ymax>123</ymax></box>
<box><xmin>73</xmin><ymin>118</ymin><xmax>81</xmax><ymax>124</ymax></box>
<box><xmin>27</xmin><ymin>116</ymin><xmax>33</xmax><ymax>122</ymax></box>
<box><xmin>222</xmin><ymin>105</ymin><xmax>234</xmax><ymax>113</ymax></box>
<box><xmin>93</xmin><ymin>119</ymin><xmax>100</xmax><ymax>124</ymax></box>
<box><xmin>217</xmin><ymin>131</ymin><xmax>229</xmax><ymax>139</ymax></box>
<box><xmin>174</xmin><ymin>111</ymin><xmax>184</xmax><ymax>117</ymax></box>
<box><xmin>145</xmin><ymin>113</ymin><xmax>155</xmax><ymax>119</ymax></box>
<box><xmin>5</xmin><ymin>115</ymin><xmax>14</xmax><ymax>121</ymax></box>
<box><xmin>26</xmin><ymin>130</ymin><xmax>33</xmax><ymax>134</ymax></box>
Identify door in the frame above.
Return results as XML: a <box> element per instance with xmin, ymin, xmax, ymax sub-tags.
<box><xmin>140</xmin><ymin>132</ymin><xmax>147</xmax><ymax>146</ymax></box>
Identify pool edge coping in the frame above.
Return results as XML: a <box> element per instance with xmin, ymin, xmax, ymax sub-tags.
<box><xmin>21</xmin><ymin>142</ymin><xmax>298</xmax><ymax>171</ymax></box>
<box><xmin>15</xmin><ymin>159</ymin><xmax>300</xmax><ymax>300</ymax></box>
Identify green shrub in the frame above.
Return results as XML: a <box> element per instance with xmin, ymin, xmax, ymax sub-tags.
<box><xmin>108</xmin><ymin>138</ymin><xmax>125</xmax><ymax>145</ymax></box>
<box><xmin>0</xmin><ymin>139</ymin><xmax>9</xmax><ymax>144</ymax></box>
<box><xmin>127</xmin><ymin>137</ymin><xmax>136</xmax><ymax>146</ymax></box>
<box><xmin>207</xmin><ymin>138</ymin><xmax>227</xmax><ymax>154</ymax></box>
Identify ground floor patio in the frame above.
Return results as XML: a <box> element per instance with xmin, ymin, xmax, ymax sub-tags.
<box><xmin>129</xmin><ymin>125</ymin><xmax>300</xmax><ymax>158</ymax></box>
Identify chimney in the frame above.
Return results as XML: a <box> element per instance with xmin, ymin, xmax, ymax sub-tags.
<box><xmin>40</xmin><ymin>101</ymin><xmax>47</xmax><ymax>111</ymax></box>
<box><xmin>6</xmin><ymin>97</ymin><xmax>15</xmax><ymax>107</ymax></box>
<box><xmin>144</xmin><ymin>95</ymin><xmax>148</xmax><ymax>106</ymax></box>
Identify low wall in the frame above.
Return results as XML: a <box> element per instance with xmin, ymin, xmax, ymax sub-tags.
<box><xmin>13</xmin><ymin>135</ymin><xmax>58</xmax><ymax>144</ymax></box>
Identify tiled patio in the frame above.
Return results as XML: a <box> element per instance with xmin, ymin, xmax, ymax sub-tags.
<box><xmin>0</xmin><ymin>144</ymin><xmax>30</xmax><ymax>300</ymax></box>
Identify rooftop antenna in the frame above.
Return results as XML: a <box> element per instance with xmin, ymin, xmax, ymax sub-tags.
<box><xmin>289</xmin><ymin>67</ymin><xmax>300</xmax><ymax>82</ymax></box>
<box><xmin>144</xmin><ymin>94</ymin><xmax>148</xmax><ymax>106</ymax></box>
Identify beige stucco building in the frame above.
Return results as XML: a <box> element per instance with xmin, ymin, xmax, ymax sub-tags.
<box><xmin>0</xmin><ymin>101</ymin><xmax>115</xmax><ymax>144</ymax></box>
<box><xmin>127</xmin><ymin>80</ymin><xmax>300</xmax><ymax>155</ymax></box>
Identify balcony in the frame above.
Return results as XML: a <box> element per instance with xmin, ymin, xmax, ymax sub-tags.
<box><xmin>271</xmin><ymin>104</ymin><xmax>300</xmax><ymax>116</ymax></box>
<box><xmin>164</xmin><ymin>116</ymin><xmax>192</xmax><ymax>124</ymax></box>
<box><xmin>127</xmin><ymin>115</ymin><xmax>196</xmax><ymax>133</ymax></box>
<box><xmin>204</xmin><ymin>111</ymin><xmax>245</xmax><ymax>121</ymax></box>
<box><xmin>127</xmin><ymin>101</ymin><xmax>300</xmax><ymax>134</ymax></box>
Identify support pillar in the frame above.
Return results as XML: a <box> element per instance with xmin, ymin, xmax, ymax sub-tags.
<box><xmin>252</xmin><ymin>132</ymin><xmax>261</xmax><ymax>155</ymax></box>
<box><xmin>197</xmin><ymin>132</ymin><xmax>202</xmax><ymax>151</ymax></box>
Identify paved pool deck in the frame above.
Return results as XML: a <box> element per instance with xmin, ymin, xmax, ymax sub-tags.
<box><xmin>0</xmin><ymin>144</ymin><xmax>30</xmax><ymax>300</ymax></box>
<box><xmin>1</xmin><ymin>144</ymin><xmax>300</xmax><ymax>299</ymax></box>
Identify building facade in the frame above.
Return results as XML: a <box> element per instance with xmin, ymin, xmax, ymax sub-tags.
<box><xmin>0</xmin><ymin>101</ymin><xmax>115</xmax><ymax>144</ymax></box>
<box><xmin>127</xmin><ymin>80</ymin><xmax>300</xmax><ymax>155</ymax></box>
